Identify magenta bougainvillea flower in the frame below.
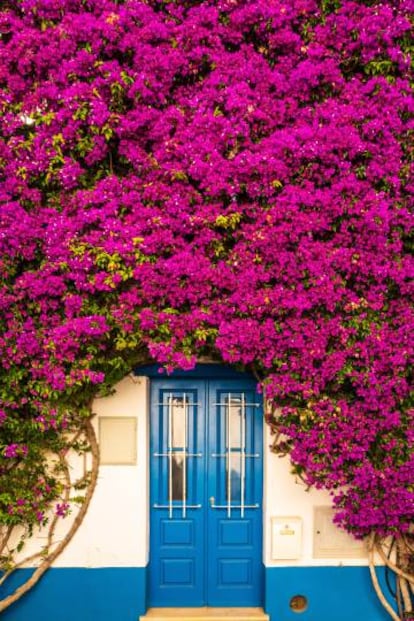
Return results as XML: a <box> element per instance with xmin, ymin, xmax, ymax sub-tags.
<box><xmin>3</xmin><ymin>444</ymin><xmax>28</xmax><ymax>459</ymax></box>
<box><xmin>0</xmin><ymin>0</ymin><xmax>412</xmax><ymax>550</ymax></box>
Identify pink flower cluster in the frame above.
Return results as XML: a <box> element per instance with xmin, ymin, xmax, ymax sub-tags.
<box><xmin>0</xmin><ymin>0</ymin><xmax>412</xmax><ymax>539</ymax></box>
<box><xmin>3</xmin><ymin>443</ymin><xmax>28</xmax><ymax>459</ymax></box>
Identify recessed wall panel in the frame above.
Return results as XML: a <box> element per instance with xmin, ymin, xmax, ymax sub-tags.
<box><xmin>99</xmin><ymin>417</ymin><xmax>137</xmax><ymax>465</ymax></box>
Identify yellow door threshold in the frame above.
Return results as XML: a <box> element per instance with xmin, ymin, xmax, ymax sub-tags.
<box><xmin>139</xmin><ymin>607</ymin><xmax>269</xmax><ymax>621</ymax></box>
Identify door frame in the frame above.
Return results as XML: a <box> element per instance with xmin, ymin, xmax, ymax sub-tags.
<box><xmin>142</xmin><ymin>363</ymin><xmax>265</xmax><ymax>608</ymax></box>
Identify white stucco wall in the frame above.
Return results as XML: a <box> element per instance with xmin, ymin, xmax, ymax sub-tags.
<box><xmin>54</xmin><ymin>374</ymin><xmax>149</xmax><ymax>568</ymax></box>
<box><xmin>13</xmin><ymin>373</ymin><xmax>370</xmax><ymax>569</ymax></box>
<box><xmin>263</xmin><ymin>424</ymin><xmax>368</xmax><ymax>567</ymax></box>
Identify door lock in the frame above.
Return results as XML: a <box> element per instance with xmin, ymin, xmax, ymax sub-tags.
<box><xmin>209</xmin><ymin>496</ymin><xmax>215</xmax><ymax>507</ymax></box>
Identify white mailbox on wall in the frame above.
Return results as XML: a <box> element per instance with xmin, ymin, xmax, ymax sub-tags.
<box><xmin>271</xmin><ymin>516</ymin><xmax>303</xmax><ymax>560</ymax></box>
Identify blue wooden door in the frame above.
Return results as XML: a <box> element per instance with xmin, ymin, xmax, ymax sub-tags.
<box><xmin>149</xmin><ymin>376</ymin><xmax>263</xmax><ymax>607</ymax></box>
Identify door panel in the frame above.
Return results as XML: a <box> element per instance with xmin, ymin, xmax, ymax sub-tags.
<box><xmin>149</xmin><ymin>377</ymin><xmax>263</xmax><ymax>607</ymax></box>
<box><xmin>207</xmin><ymin>381</ymin><xmax>263</xmax><ymax>605</ymax></box>
<box><xmin>150</xmin><ymin>381</ymin><xmax>205</xmax><ymax>606</ymax></box>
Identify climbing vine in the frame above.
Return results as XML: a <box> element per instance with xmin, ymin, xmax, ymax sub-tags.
<box><xmin>0</xmin><ymin>0</ymin><xmax>413</xmax><ymax>617</ymax></box>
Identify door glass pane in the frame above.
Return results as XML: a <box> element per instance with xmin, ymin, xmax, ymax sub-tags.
<box><xmin>227</xmin><ymin>395</ymin><xmax>242</xmax><ymax>449</ymax></box>
<box><xmin>171</xmin><ymin>453</ymin><xmax>186</xmax><ymax>500</ymax></box>
<box><xmin>171</xmin><ymin>396</ymin><xmax>187</xmax><ymax>448</ymax></box>
<box><xmin>226</xmin><ymin>453</ymin><xmax>241</xmax><ymax>501</ymax></box>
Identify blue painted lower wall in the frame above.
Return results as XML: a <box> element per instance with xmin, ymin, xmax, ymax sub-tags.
<box><xmin>0</xmin><ymin>567</ymin><xmax>147</xmax><ymax>621</ymax></box>
<box><xmin>1</xmin><ymin>566</ymin><xmax>394</xmax><ymax>620</ymax></box>
<box><xmin>265</xmin><ymin>566</ymin><xmax>392</xmax><ymax>621</ymax></box>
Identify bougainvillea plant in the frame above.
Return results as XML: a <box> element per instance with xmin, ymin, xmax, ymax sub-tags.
<box><xmin>0</xmin><ymin>0</ymin><xmax>413</xmax><ymax>617</ymax></box>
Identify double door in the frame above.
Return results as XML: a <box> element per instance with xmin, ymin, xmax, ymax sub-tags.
<box><xmin>149</xmin><ymin>377</ymin><xmax>263</xmax><ymax>607</ymax></box>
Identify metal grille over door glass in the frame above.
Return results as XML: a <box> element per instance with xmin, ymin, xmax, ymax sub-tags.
<box><xmin>170</xmin><ymin>393</ymin><xmax>187</xmax><ymax>517</ymax></box>
<box><xmin>211</xmin><ymin>392</ymin><xmax>260</xmax><ymax>517</ymax></box>
<box><xmin>153</xmin><ymin>392</ymin><xmax>201</xmax><ymax>518</ymax></box>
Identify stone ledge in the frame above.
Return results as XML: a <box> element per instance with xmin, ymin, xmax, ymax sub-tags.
<box><xmin>139</xmin><ymin>607</ymin><xmax>270</xmax><ymax>621</ymax></box>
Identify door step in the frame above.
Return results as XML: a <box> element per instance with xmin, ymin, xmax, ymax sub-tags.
<box><xmin>139</xmin><ymin>608</ymin><xmax>269</xmax><ymax>621</ymax></box>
